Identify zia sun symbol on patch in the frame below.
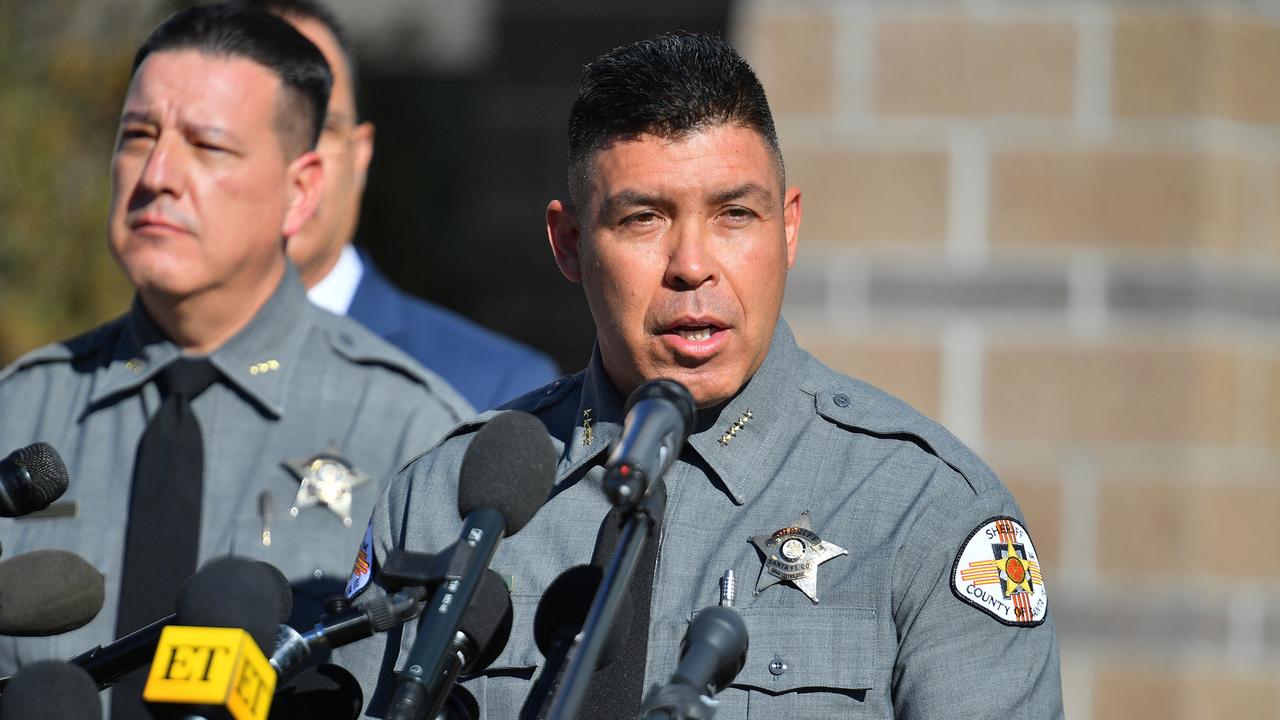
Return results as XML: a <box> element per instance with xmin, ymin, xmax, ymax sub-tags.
<box><xmin>950</xmin><ymin>516</ymin><xmax>1048</xmax><ymax>627</ymax></box>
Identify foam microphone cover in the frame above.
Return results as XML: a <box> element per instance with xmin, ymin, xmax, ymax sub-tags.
<box><xmin>0</xmin><ymin>442</ymin><xmax>70</xmax><ymax>517</ymax></box>
<box><xmin>175</xmin><ymin>557</ymin><xmax>291</xmax><ymax>652</ymax></box>
<box><xmin>533</xmin><ymin>564</ymin><xmax>633</xmax><ymax>670</ymax></box>
<box><xmin>456</xmin><ymin>568</ymin><xmax>514</xmax><ymax>675</ymax></box>
<box><xmin>271</xmin><ymin>663</ymin><xmax>363</xmax><ymax>719</ymax></box>
<box><xmin>0</xmin><ymin>659</ymin><xmax>102</xmax><ymax>720</ymax></box>
<box><xmin>0</xmin><ymin>549</ymin><xmax>104</xmax><ymax>636</ymax></box>
<box><xmin>456</xmin><ymin>410</ymin><xmax>557</xmax><ymax>535</ymax></box>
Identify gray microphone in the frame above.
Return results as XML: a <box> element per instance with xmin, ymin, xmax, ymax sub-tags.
<box><xmin>0</xmin><ymin>549</ymin><xmax>104</xmax><ymax>636</ymax></box>
<box><xmin>639</xmin><ymin>607</ymin><xmax>749</xmax><ymax>720</ymax></box>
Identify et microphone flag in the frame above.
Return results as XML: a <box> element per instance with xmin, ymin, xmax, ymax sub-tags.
<box><xmin>143</xmin><ymin>625</ymin><xmax>275</xmax><ymax>720</ymax></box>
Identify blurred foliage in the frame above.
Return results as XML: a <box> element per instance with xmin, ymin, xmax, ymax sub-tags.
<box><xmin>0</xmin><ymin>2</ymin><xmax>170</xmax><ymax>365</ymax></box>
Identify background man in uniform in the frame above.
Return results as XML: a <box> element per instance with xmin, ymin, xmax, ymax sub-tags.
<box><xmin>341</xmin><ymin>32</ymin><xmax>1063</xmax><ymax>718</ymax></box>
<box><xmin>247</xmin><ymin>0</ymin><xmax>560</xmax><ymax>411</ymax></box>
<box><xmin>0</xmin><ymin>5</ymin><xmax>469</xmax><ymax>716</ymax></box>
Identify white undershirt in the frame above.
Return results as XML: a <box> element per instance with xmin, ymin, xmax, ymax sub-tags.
<box><xmin>305</xmin><ymin>244</ymin><xmax>364</xmax><ymax>316</ymax></box>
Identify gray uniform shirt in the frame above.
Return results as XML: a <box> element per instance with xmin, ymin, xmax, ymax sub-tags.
<box><xmin>340</xmin><ymin>320</ymin><xmax>1063</xmax><ymax>718</ymax></box>
<box><xmin>0</xmin><ymin>265</ymin><xmax>472</xmax><ymax>673</ymax></box>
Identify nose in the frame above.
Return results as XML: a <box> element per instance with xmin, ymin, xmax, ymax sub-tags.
<box><xmin>664</xmin><ymin>220</ymin><xmax>718</xmax><ymax>291</ymax></box>
<box><xmin>136</xmin><ymin>134</ymin><xmax>185</xmax><ymax>198</ymax></box>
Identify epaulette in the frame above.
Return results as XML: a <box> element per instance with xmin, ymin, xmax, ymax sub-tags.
<box><xmin>497</xmin><ymin>372</ymin><xmax>580</xmax><ymax>417</ymax></box>
<box><xmin>803</xmin><ymin>354</ymin><xmax>999</xmax><ymax>495</ymax></box>
<box><xmin>0</xmin><ymin>320</ymin><xmax>119</xmax><ymax>385</ymax></box>
<box><xmin>324</xmin><ymin>323</ymin><xmax>436</xmax><ymax>387</ymax></box>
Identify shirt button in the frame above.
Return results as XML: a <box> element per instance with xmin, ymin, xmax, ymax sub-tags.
<box><xmin>832</xmin><ymin>393</ymin><xmax>851</xmax><ymax>408</ymax></box>
<box><xmin>768</xmin><ymin>655</ymin><xmax>787</xmax><ymax>676</ymax></box>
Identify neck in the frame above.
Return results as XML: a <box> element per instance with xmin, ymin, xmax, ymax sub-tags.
<box><xmin>139</xmin><ymin>262</ymin><xmax>285</xmax><ymax>353</ymax></box>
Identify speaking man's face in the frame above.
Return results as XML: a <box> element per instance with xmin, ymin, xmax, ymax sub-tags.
<box><xmin>548</xmin><ymin>124</ymin><xmax>802</xmax><ymax>408</ymax></box>
<box><xmin>108</xmin><ymin>50</ymin><xmax>317</xmax><ymax>305</ymax></box>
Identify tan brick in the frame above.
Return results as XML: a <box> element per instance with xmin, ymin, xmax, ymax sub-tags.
<box><xmin>1188</xmin><ymin>481</ymin><xmax>1280</xmax><ymax>579</ymax></box>
<box><xmin>1114</xmin><ymin>10</ymin><xmax>1280</xmax><ymax>125</ymax></box>
<box><xmin>1095</xmin><ymin>661</ymin><xmax>1280</xmax><ymax>719</ymax></box>
<box><xmin>1096</xmin><ymin>477</ymin><xmax>1190</xmax><ymax>577</ymax></box>
<box><xmin>985</xmin><ymin>343</ymin><xmax>1240</xmax><ymax>444</ymax></box>
<box><xmin>736</xmin><ymin>8</ymin><xmax>837</xmax><ymax>115</ymax></box>
<box><xmin>793</xmin><ymin>333</ymin><xmax>941</xmax><ymax>419</ymax></box>
<box><xmin>999</xmin><ymin>472</ymin><xmax>1061</xmax><ymax>577</ymax></box>
<box><xmin>1092</xmin><ymin>664</ymin><xmax>1180</xmax><ymax>720</ymax></box>
<box><xmin>875</xmin><ymin>16</ymin><xmax>1075</xmax><ymax>115</ymax></box>
<box><xmin>787</xmin><ymin>149</ymin><xmax>948</xmax><ymax>245</ymax></box>
<box><xmin>1183</xmin><ymin>671</ymin><xmax>1280</xmax><ymax>718</ymax></box>
<box><xmin>989</xmin><ymin>151</ymin><xmax>1245</xmax><ymax>251</ymax></box>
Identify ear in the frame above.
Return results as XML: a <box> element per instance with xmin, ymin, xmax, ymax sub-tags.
<box><xmin>547</xmin><ymin>199</ymin><xmax>583</xmax><ymax>283</ymax></box>
<box><xmin>352</xmin><ymin>120</ymin><xmax>375</xmax><ymax>194</ymax></box>
<box><xmin>281</xmin><ymin>150</ymin><xmax>324</xmax><ymax>239</ymax></box>
<box><xmin>782</xmin><ymin>186</ymin><xmax>802</xmax><ymax>270</ymax></box>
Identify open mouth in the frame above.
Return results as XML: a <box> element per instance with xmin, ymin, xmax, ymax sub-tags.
<box><xmin>675</xmin><ymin>326</ymin><xmax>714</xmax><ymax>341</ymax></box>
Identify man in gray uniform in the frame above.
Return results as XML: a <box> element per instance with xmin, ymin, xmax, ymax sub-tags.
<box><xmin>340</xmin><ymin>33</ymin><xmax>1063</xmax><ymax>718</ymax></box>
<box><xmin>0</xmin><ymin>4</ymin><xmax>470</xmax><ymax>711</ymax></box>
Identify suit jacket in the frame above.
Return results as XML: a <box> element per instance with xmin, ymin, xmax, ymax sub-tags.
<box><xmin>347</xmin><ymin>251</ymin><xmax>560</xmax><ymax>410</ymax></box>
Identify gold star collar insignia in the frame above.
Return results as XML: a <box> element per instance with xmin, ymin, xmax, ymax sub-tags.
<box><xmin>750</xmin><ymin>511</ymin><xmax>848</xmax><ymax>604</ymax></box>
<box><xmin>282</xmin><ymin>445</ymin><xmax>370</xmax><ymax>527</ymax></box>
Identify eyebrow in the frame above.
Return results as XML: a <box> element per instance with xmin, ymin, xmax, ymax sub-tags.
<box><xmin>708</xmin><ymin>182</ymin><xmax>774</xmax><ymax>206</ymax></box>
<box><xmin>118</xmin><ymin>111</ymin><xmax>244</xmax><ymax>146</ymax></box>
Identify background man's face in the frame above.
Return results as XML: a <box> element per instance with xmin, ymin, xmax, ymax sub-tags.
<box><xmin>108</xmin><ymin>50</ymin><xmax>295</xmax><ymax>302</ymax></box>
<box><xmin>551</xmin><ymin>124</ymin><xmax>801</xmax><ymax>408</ymax></box>
<box><xmin>284</xmin><ymin>14</ymin><xmax>373</xmax><ymax>287</ymax></box>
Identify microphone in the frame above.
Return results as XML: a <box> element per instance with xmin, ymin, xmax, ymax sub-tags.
<box><xmin>141</xmin><ymin>557</ymin><xmax>292</xmax><ymax>720</ymax></box>
<box><xmin>519</xmin><ymin>564</ymin><xmax>634</xmax><ymax>720</ymax></box>
<box><xmin>270</xmin><ymin>586</ymin><xmax>424</xmax><ymax>679</ymax></box>
<box><xmin>0</xmin><ymin>549</ymin><xmax>104</xmax><ymax>636</ymax></box>
<box><xmin>603</xmin><ymin>380</ymin><xmax>695</xmax><ymax>506</ymax></box>
<box><xmin>0</xmin><ymin>442</ymin><xmax>69</xmax><ymax>517</ymax></box>
<box><xmin>270</xmin><ymin>663</ymin><xmax>363</xmax><ymax>720</ymax></box>
<box><xmin>386</xmin><ymin>410</ymin><xmax>556</xmax><ymax>720</ymax></box>
<box><xmin>61</xmin><ymin>560</ymin><xmax>291</xmax><ymax>690</ymax></box>
<box><xmin>0</xmin><ymin>659</ymin><xmax>102</xmax><ymax>720</ymax></box>
<box><xmin>638</xmin><ymin>607</ymin><xmax>749</xmax><ymax>720</ymax></box>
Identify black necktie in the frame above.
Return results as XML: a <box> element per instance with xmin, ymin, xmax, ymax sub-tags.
<box><xmin>578</xmin><ymin>503</ymin><xmax>661</xmax><ymax>720</ymax></box>
<box><xmin>111</xmin><ymin>357</ymin><xmax>219</xmax><ymax>719</ymax></box>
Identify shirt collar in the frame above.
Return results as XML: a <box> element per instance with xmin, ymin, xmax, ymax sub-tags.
<box><xmin>565</xmin><ymin>319</ymin><xmax>807</xmax><ymax>505</ymax></box>
<box><xmin>87</xmin><ymin>265</ymin><xmax>313</xmax><ymax>419</ymax></box>
<box><xmin>306</xmin><ymin>245</ymin><xmax>364</xmax><ymax>316</ymax></box>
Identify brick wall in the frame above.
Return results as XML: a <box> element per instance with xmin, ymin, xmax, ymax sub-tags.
<box><xmin>734</xmin><ymin>2</ymin><xmax>1280</xmax><ymax>717</ymax></box>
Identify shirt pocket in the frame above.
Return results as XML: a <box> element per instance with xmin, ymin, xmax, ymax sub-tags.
<box><xmin>725</xmin><ymin>604</ymin><xmax>876</xmax><ymax>718</ymax></box>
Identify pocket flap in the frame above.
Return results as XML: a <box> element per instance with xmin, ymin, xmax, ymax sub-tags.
<box><xmin>728</xmin><ymin>604</ymin><xmax>876</xmax><ymax>694</ymax></box>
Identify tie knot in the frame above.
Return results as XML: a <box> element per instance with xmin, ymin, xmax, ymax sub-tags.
<box><xmin>157</xmin><ymin>357</ymin><xmax>220</xmax><ymax>399</ymax></box>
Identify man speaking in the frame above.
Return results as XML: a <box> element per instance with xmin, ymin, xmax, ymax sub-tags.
<box><xmin>340</xmin><ymin>32</ymin><xmax>1064</xmax><ymax>718</ymax></box>
<box><xmin>0</xmin><ymin>5</ymin><xmax>469</xmax><ymax>716</ymax></box>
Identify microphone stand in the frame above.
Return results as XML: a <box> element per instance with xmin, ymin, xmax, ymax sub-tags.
<box><xmin>544</xmin><ymin>480</ymin><xmax>667</xmax><ymax>720</ymax></box>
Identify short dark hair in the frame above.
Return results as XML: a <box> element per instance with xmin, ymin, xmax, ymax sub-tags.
<box><xmin>239</xmin><ymin>0</ymin><xmax>361</xmax><ymax>117</ymax></box>
<box><xmin>132</xmin><ymin>3</ymin><xmax>332</xmax><ymax>157</ymax></box>
<box><xmin>566</xmin><ymin>32</ymin><xmax>782</xmax><ymax>207</ymax></box>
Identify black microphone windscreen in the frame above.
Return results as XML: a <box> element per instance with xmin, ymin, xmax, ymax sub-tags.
<box><xmin>456</xmin><ymin>410</ymin><xmax>556</xmax><ymax>535</ymax></box>
<box><xmin>175</xmin><ymin>557</ymin><xmax>288</xmax><ymax>652</ymax></box>
<box><xmin>0</xmin><ymin>659</ymin><xmax>101</xmax><ymax>720</ymax></box>
<box><xmin>2</xmin><ymin>442</ymin><xmax>69</xmax><ymax>516</ymax></box>
<box><xmin>458</xmin><ymin>569</ymin><xmax>513</xmax><ymax>674</ymax></box>
<box><xmin>533</xmin><ymin>564</ymin><xmax>633</xmax><ymax>670</ymax></box>
<box><xmin>0</xmin><ymin>549</ymin><xmax>104</xmax><ymax>636</ymax></box>
<box><xmin>271</xmin><ymin>663</ymin><xmax>363</xmax><ymax>719</ymax></box>
<box><xmin>624</xmin><ymin>380</ymin><xmax>695</xmax><ymax>436</ymax></box>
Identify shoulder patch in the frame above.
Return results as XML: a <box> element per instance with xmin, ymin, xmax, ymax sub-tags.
<box><xmin>950</xmin><ymin>516</ymin><xmax>1048</xmax><ymax>627</ymax></box>
<box><xmin>344</xmin><ymin>520</ymin><xmax>376</xmax><ymax>600</ymax></box>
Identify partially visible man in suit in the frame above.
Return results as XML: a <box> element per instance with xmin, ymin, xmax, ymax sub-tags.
<box><xmin>254</xmin><ymin>0</ymin><xmax>560</xmax><ymax>410</ymax></box>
